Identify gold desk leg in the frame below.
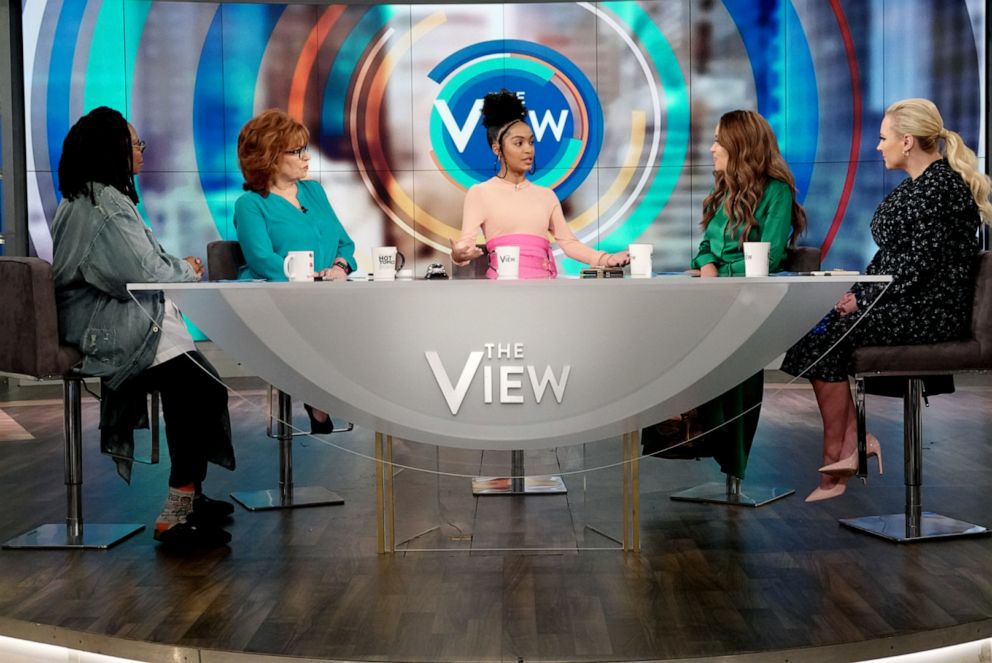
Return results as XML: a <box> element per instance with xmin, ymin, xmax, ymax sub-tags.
<box><xmin>622</xmin><ymin>432</ymin><xmax>630</xmax><ymax>551</ymax></box>
<box><xmin>375</xmin><ymin>432</ymin><xmax>385</xmax><ymax>554</ymax></box>
<box><xmin>631</xmin><ymin>429</ymin><xmax>640</xmax><ymax>552</ymax></box>
<box><xmin>387</xmin><ymin>435</ymin><xmax>395</xmax><ymax>554</ymax></box>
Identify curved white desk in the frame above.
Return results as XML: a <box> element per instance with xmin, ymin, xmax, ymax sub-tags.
<box><xmin>131</xmin><ymin>276</ymin><xmax>889</xmax><ymax>551</ymax></box>
<box><xmin>133</xmin><ymin>276</ymin><xmax>886</xmax><ymax>449</ymax></box>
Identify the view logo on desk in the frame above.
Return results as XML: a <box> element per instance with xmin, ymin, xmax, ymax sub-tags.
<box><xmin>425</xmin><ymin>342</ymin><xmax>570</xmax><ymax>415</ymax></box>
<box><xmin>428</xmin><ymin>40</ymin><xmax>604</xmax><ymax>201</ymax></box>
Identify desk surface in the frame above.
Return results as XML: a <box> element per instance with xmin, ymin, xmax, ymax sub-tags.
<box><xmin>131</xmin><ymin>276</ymin><xmax>889</xmax><ymax>450</ymax></box>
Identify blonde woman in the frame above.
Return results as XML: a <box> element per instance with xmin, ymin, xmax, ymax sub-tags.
<box><xmin>782</xmin><ymin>98</ymin><xmax>992</xmax><ymax>502</ymax></box>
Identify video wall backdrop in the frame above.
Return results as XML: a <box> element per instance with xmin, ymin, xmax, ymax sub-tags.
<box><xmin>22</xmin><ymin>0</ymin><xmax>987</xmax><ymax>276</ymax></box>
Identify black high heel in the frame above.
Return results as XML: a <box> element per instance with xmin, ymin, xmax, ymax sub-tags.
<box><xmin>304</xmin><ymin>403</ymin><xmax>335</xmax><ymax>434</ymax></box>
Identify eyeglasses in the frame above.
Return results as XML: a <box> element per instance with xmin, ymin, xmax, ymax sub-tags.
<box><xmin>284</xmin><ymin>145</ymin><xmax>309</xmax><ymax>159</ymax></box>
<box><xmin>133</xmin><ymin>139</ymin><xmax>147</xmax><ymax>153</ymax></box>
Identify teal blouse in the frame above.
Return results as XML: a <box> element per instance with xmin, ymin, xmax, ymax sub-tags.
<box><xmin>233</xmin><ymin>179</ymin><xmax>356</xmax><ymax>281</ymax></box>
<box><xmin>690</xmin><ymin>178</ymin><xmax>793</xmax><ymax>276</ymax></box>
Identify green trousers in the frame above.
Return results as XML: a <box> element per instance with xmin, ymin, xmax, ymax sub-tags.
<box><xmin>694</xmin><ymin>371</ymin><xmax>764</xmax><ymax>480</ymax></box>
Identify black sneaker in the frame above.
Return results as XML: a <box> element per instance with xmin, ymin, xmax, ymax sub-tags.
<box><xmin>153</xmin><ymin>520</ymin><xmax>231</xmax><ymax>548</ymax></box>
<box><xmin>192</xmin><ymin>494</ymin><xmax>236</xmax><ymax>525</ymax></box>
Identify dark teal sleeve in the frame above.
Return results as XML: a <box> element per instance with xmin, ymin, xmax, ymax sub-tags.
<box><xmin>331</xmin><ymin>213</ymin><xmax>356</xmax><ymax>271</ymax></box>
<box><xmin>301</xmin><ymin>180</ymin><xmax>357</xmax><ymax>272</ymax></box>
<box><xmin>234</xmin><ymin>193</ymin><xmax>288</xmax><ymax>281</ymax></box>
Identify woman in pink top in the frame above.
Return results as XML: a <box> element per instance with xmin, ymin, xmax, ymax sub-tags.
<box><xmin>451</xmin><ymin>90</ymin><xmax>629</xmax><ymax>278</ymax></box>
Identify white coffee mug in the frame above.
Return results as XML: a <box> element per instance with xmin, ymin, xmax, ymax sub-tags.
<box><xmin>743</xmin><ymin>242</ymin><xmax>771</xmax><ymax>278</ymax></box>
<box><xmin>495</xmin><ymin>246</ymin><xmax>520</xmax><ymax>280</ymax></box>
<box><xmin>283</xmin><ymin>250</ymin><xmax>315</xmax><ymax>282</ymax></box>
<box><xmin>372</xmin><ymin>247</ymin><xmax>406</xmax><ymax>281</ymax></box>
<box><xmin>628</xmin><ymin>243</ymin><xmax>653</xmax><ymax>278</ymax></box>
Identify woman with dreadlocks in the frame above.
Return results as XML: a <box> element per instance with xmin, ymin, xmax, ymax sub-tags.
<box><xmin>51</xmin><ymin>107</ymin><xmax>236</xmax><ymax>549</ymax></box>
<box><xmin>451</xmin><ymin>89</ymin><xmax>629</xmax><ymax>278</ymax></box>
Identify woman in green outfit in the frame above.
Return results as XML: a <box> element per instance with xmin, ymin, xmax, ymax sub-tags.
<box><xmin>686</xmin><ymin>109</ymin><xmax>806</xmax><ymax>479</ymax></box>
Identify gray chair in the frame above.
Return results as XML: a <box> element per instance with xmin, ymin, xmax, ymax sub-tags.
<box><xmin>205</xmin><ymin>240</ymin><xmax>348</xmax><ymax>510</ymax></box>
<box><xmin>670</xmin><ymin>244</ymin><xmax>821</xmax><ymax>507</ymax></box>
<box><xmin>782</xmin><ymin>245</ymin><xmax>822</xmax><ymax>273</ymax></box>
<box><xmin>842</xmin><ymin>250</ymin><xmax>992</xmax><ymax>541</ymax></box>
<box><xmin>206</xmin><ymin>239</ymin><xmax>246</xmax><ymax>282</ymax></box>
<box><xmin>0</xmin><ymin>257</ymin><xmax>144</xmax><ymax>549</ymax></box>
<box><xmin>451</xmin><ymin>245</ymin><xmax>564</xmax><ymax>493</ymax></box>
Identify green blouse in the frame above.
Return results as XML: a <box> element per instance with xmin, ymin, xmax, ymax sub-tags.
<box><xmin>690</xmin><ymin>178</ymin><xmax>794</xmax><ymax>276</ymax></box>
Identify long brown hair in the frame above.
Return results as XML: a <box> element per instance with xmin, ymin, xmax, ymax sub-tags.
<box><xmin>701</xmin><ymin>110</ymin><xmax>806</xmax><ymax>245</ymax></box>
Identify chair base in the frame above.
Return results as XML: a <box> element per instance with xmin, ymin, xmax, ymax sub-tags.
<box><xmin>230</xmin><ymin>486</ymin><xmax>344</xmax><ymax>511</ymax></box>
<box><xmin>670</xmin><ymin>481</ymin><xmax>795</xmax><ymax>507</ymax></box>
<box><xmin>2</xmin><ymin>523</ymin><xmax>145</xmax><ymax>549</ymax></box>
<box><xmin>472</xmin><ymin>475</ymin><xmax>567</xmax><ymax>495</ymax></box>
<box><xmin>839</xmin><ymin>512</ymin><xmax>990</xmax><ymax>542</ymax></box>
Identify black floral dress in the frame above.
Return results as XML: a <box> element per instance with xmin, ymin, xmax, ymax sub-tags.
<box><xmin>781</xmin><ymin>159</ymin><xmax>980</xmax><ymax>382</ymax></box>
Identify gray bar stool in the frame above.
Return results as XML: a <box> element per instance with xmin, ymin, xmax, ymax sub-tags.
<box><xmin>842</xmin><ymin>250</ymin><xmax>992</xmax><ymax>541</ymax></box>
<box><xmin>450</xmin><ymin>246</ymin><xmax>566</xmax><ymax>495</ymax></box>
<box><xmin>0</xmin><ymin>257</ymin><xmax>144</xmax><ymax>549</ymax></box>
<box><xmin>206</xmin><ymin>240</ymin><xmax>349</xmax><ymax>510</ymax></box>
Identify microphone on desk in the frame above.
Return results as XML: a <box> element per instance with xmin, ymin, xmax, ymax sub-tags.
<box><xmin>300</xmin><ymin>205</ymin><xmax>308</xmax><ymax>214</ymax></box>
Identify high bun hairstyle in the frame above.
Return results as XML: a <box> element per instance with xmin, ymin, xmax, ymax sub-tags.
<box><xmin>481</xmin><ymin>89</ymin><xmax>528</xmax><ymax>150</ymax></box>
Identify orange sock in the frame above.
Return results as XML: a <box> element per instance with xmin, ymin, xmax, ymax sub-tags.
<box><xmin>154</xmin><ymin>484</ymin><xmax>195</xmax><ymax>534</ymax></box>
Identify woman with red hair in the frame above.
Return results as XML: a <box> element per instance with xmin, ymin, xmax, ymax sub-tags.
<box><xmin>234</xmin><ymin>109</ymin><xmax>356</xmax><ymax>432</ymax></box>
<box><xmin>234</xmin><ymin>108</ymin><xmax>356</xmax><ymax>283</ymax></box>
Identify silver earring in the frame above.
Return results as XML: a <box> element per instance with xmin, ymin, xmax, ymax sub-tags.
<box><xmin>493</xmin><ymin>156</ymin><xmax>501</xmax><ymax>174</ymax></box>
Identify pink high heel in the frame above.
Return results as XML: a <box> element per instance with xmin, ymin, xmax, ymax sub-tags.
<box><xmin>804</xmin><ymin>483</ymin><xmax>847</xmax><ymax>502</ymax></box>
<box><xmin>818</xmin><ymin>434</ymin><xmax>883</xmax><ymax>477</ymax></box>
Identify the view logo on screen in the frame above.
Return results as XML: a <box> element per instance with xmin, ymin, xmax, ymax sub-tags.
<box><xmin>428</xmin><ymin>40</ymin><xmax>604</xmax><ymax>200</ymax></box>
<box><xmin>434</xmin><ymin>97</ymin><xmax>570</xmax><ymax>154</ymax></box>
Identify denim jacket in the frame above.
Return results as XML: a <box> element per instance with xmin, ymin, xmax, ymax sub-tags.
<box><xmin>52</xmin><ymin>183</ymin><xmax>197</xmax><ymax>390</ymax></box>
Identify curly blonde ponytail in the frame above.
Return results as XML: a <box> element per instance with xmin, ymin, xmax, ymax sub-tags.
<box><xmin>886</xmin><ymin>98</ymin><xmax>992</xmax><ymax>224</ymax></box>
<box><xmin>942</xmin><ymin>128</ymin><xmax>992</xmax><ymax>223</ymax></box>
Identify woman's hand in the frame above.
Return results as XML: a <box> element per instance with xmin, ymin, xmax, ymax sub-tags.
<box><xmin>835</xmin><ymin>292</ymin><xmax>859</xmax><ymax>316</ymax></box>
<box><xmin>450</xmin><ymin>238</ymin><xmax>484</xmax><ymax>265</ymax></box>
<box><xmin>319</xmin><ymin>265</ymin><xmax>349</xmax><ymax>281</ymax></box>
<box><xmin>604</xmin><ymin>251</ymin><xmax>630</xmax><ymax>268</ymax></box>
<box><xmin>699</xmin><ymin>263</ymin><xmax>719</xmax><ymax>278</ymax></box>
<box><xmin>184</xmin><ymin>256</ymin><xmax>205</xmax><ymax>281</ymax></box>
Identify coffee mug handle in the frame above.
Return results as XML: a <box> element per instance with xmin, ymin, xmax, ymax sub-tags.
<box><xmin>283</xmin><ymin>254</ymin><xmax>294</xmax><ymax>279</ymax></box>
<box><xmin>395</xmin><ymin>251</ymin><xmax>406</xmax><ymax>271</ymax></box>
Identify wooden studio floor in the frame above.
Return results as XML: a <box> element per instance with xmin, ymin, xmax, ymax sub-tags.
<box><xmin>0</xmin><ymin>373</ymin><xmax>991</xmax><ymax>663</ymax></box>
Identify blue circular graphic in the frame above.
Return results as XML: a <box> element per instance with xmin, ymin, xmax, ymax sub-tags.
<box><xmin>429</xmin><ymin>40</ymin><xmax>603</xmax><ymax>200</ymax></box>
